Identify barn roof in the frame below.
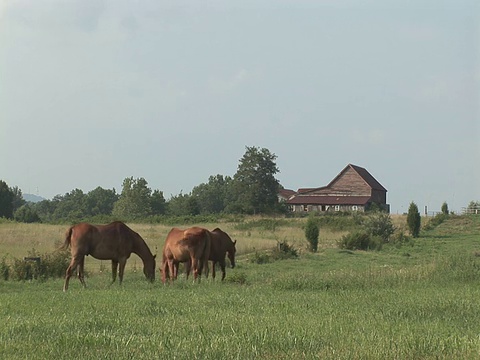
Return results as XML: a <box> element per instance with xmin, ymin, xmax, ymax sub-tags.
<box><xmin>331</xmin><ymin>164</ymin><xmax>387</xmax><ymax>192</ymax></box>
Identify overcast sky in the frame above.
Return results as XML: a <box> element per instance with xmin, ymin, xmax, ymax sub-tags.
<box><xmin>1</xmin><ymin>0</ymin><xmax>479</xmax><ymax>214</ymax></box>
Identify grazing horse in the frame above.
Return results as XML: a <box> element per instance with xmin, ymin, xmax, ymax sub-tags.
<box><xmin>184</xmin><ymin>228</ymin><xmax>237</xmax><ymax>281</ymax></box>
<box><xmin>161</xmin><ymin>227</ymin><xmax>211</xmax><ymax>284</ymax></box>
<box><xmin>61</xmin><ymin>221</ymin><xmax>156</xmax><ymax>291</ymax></box>
<box><xmin>208</xmin><ymin>228</ymin><xmax>236</xmax><ymax>280</ymax></box>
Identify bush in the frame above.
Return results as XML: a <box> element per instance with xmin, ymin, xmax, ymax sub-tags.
<box><xmin>337</xmin><ymin>231</ymin><xmax>382</xmax><ymax>251</ymax></box>
<box><xmin>226</xmin><ymin>272</ymin><xmax>247</xmax><ymax>285</ymax></box>
<box><xmin>407</xmin><ymin>202</ymin><xmax>421</xmax><ymax>237</ymax></box>
<box><xmin>363</xmin><ymin>212</ymin><xmax>395</xmax><ymax>242</ymax></box>
<box><xmin>8</xmin><ymin>247</ymin><xmax>70</xmax><ymax>281</ymax></box>
<box><xmin>305</xmin><ymin>216</ymin><xmax>319</xmax><ymax>252</ymax></box>
<box><xmin>272</xmin><ymin>241</ymin><xmax>298</xmax><ymax>260</ymax></box>
<box><xmin>0</xmin><ymin>256</ymin><xmax>9</xmax><ymax>280</ymax></box>
<box><xmin>249</xmin><ymin>251</ymin><xmax>271</xmax><ymax>264</ymax></box>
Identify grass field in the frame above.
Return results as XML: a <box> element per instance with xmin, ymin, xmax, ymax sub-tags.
<box><xmin>1</xmin><ymin>215</ymin><xmax>480</xmax><ymax>359</ymax></box>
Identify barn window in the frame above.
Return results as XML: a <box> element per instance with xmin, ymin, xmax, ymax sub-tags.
<box><xmin>334</xmin><ymin>205</ymin><xmax>340</xmax><ymax>211</ymax></box>
<box><xmin>352</xmin><ymin>205</ymin><xmax>358</xmax><ymax>211</ymax></box>
<box><xmin>303</xmin><ymin>205</ymin><xmax>308</xmax><ymax>212</ymax></box>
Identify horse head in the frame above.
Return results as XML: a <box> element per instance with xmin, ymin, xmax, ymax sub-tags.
<box><xmin>228</xmin><ymin>240</ymin><xmax>237</xmax><ymax>269</ymax></box>
<box><xmin>144</xmin><ymin>254</ymin><xmax>156</xmax><ymax>282</ymax></box>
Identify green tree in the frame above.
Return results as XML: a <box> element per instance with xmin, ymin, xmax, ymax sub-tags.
<box><xmin>305</xmin><ymin>216</ymin><xmax>319</xmax><ymax>252</ymax></box>
<box><xmin>441</xmin><ymin>202</ymin><xmax>449</xmax><ymax>215</ymax></box>
<box><xmin>227</xmin><ymin>146</ymin><xmax>280</xmax><ymax>214</ymax></box>
<box><xmin>14</xmin><ymin>204</ymin><xmax>41</xmax><ymax>223</ymax></box>
<box><xmin>151</xmin><ymin>189</ymin><xmax>167</xmax><ymax>215</ymax></box>
<box><xmin>85</xmin><ymin>187</ymin><xmax>119</xmax><ymax>217</ymax></box>
<box><xmin>407</xmin><ymin>201</ymin><xmax>421</xmax><ymax>238</ymax></box>
<box><xmin>113</xmin><ymin>177</ymin><xmax>153</xmax><ymax>220</ymax></box>
<box><xmin>0</xmin><ymin>180</ymin><xmax>15</xmax><ymax>219</ymax></box>
<box><xmin>191</xmin><ymin>175</ymin><xmax>232</xmax><ymax>214</ymax></box>
<box><xmin>52</xmin><ymin>189</ymin><xmax>88</xmax><ymax>222</ymax></box>
<box><xmin>167</xmin><ymin>192</ymin><xmax>200</xmax><ymax>216</ymax></box>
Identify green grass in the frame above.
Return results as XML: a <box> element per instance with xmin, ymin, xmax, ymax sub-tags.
<box><xmin>1</xmin><ymin>215</ymin><xmax>480</xmax><ymax>359</ymax></box>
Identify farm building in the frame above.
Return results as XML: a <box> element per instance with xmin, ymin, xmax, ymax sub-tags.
<box><xmin>282</xmin><ymin>164</ymin><xmax>389</xmax><ymax>213</ymax></box>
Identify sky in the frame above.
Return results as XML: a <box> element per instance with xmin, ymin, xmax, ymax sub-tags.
<box><xmin>0</xmin><ymin>0</ymin><xmax>479</xmax><ymax>215</ymax></box>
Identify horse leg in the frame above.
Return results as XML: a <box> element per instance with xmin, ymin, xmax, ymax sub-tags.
<box><xmin>118</xmin><ymin>259</ymin><xmax>127</xmax><ymax>285</ymax></box>
<box><xmin>191</xmin><ymin>257</ymin><xmax>200</xmax><ymax>283</ymax></box>
<box><xmin>211</xmin><ymin>261</ymin><xmax>216</xmax><ymax>280</ymax></box>
<box><xmin>111</xmin><ymin>260</ymin><xmax>118</xmax><ymax>284</ymax></box>
<box><xmin>78</xmin><ymin>257</ymin><xmax>87</xmax><ymax>288</ymax></box>
<box><xmin>64</xmin><ymin>256</ymin><xmax>82</xmax><ymax>292</ymax></box>
<box><xmin>219</xmin><ymin>259</ymin><xmax>226</xmax><ymax>281</ymax></box>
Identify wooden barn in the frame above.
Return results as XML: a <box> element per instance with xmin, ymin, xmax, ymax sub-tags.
<box><xmin>283</xmin><ymin>164</ymin><xmax>389</xmax><ymax>213</ymax></box>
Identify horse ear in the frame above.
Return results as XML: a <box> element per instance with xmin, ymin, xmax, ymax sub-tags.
<box><xmin>153</xmin><ymin>254</ymin><xmax>157</xmax><ymax>259</ymax></box>
<box><xmin>233</xmin><ymin>240</ymin><xmax>237</xmax><ymax>245</ymax></box>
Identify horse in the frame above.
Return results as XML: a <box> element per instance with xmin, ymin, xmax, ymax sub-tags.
<box><xmin>208</xmin><ymin>228</ymin><xmax>236</xmax><ymax>280</ymax></box>
<box><xmin>61</xmin><ymin>221</ymin><xmax>156</xmax><ymax>291</ymax></box>
<box><xmin>184</xmin><ymin>228</ymin><xmax>237</xmax><ymax>281</ymax></box>
<box><xmin>161</xmin><ymin>227</ymin><xmax>211</xmax><ymax>284</ymax></box>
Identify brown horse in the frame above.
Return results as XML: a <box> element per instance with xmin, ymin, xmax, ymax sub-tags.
<box><xmin>184</xmin><ymin>228</ymin><xmax>237</xmax><ymax>281</ymax></box>
<box><xmin>61</xmin><ymin>221</ymin><xmax>156</xmax><ymax>291</ymax></box>
<box><xmin>161</xmin><ymin>227</ymin><xmax>211</xmax><ymax>284</ymax></box>
<box><xmin>208</xmin><ymin>228</ymin><xmax>236</xmax><ymax>280</ymax></box>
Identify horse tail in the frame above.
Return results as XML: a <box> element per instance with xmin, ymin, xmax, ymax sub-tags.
<box><xmin>59</xmin><ymin>226</ymin><xmax>74</xmax><ymax>251</ymax></box>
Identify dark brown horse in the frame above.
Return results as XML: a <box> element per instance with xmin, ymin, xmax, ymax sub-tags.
<box><xmin>161</xmin><ymin>227</ymin><xmax>211</xmax><ymax>284</ymax></box>
<box><xmin>184</xmin><ymin>228</ymin><xmax>237</xmax><ymax>281</ymax></box>
<box><xmin>208</xmin><ymin>228</ymin><xmax>236</xmax><ymax>280</ymax></box>
<box><xmin>61</xmin><ymin>221</ymin><xmax>156</xmax><ymax>291</ymax></box>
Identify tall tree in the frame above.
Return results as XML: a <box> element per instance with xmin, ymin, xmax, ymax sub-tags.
<box><xmin>227</xmin><ymin>146</ymin><xmax>280</xmax><ymax>214</ymax></box>
<box><xmin>191</xmin><ymin>175</ymin><xmax>232</xmax><ymax>214</ymax></box>
<box><xmin>113</xmin><ymin>177</ymin><xmax>153</xmax><ymax>220</ymax></box>
<box><xmin>86</xmin><ymin>187</ymin><xmax>119</xmax><ymax>216</ymax></box>
<box><xmin>0</xmin><ymin>180</ymin><xmax>15</xmax><ymax>219</ymax></box>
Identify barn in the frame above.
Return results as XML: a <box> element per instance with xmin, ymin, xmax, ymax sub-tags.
<box><xmin>282</xmin><ymin>164</ymin><xmax>389</xmax><ymax>213</ymax></box>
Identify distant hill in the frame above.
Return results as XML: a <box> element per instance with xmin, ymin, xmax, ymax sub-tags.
<box><xmin>23</xmin><ymin>194</ymin><xmax>46</xmax><ymax>203</ymax></box>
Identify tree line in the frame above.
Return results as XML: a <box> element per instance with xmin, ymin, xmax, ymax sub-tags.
<box><xmin>0</xmin><ymin>146</ymin><xmax>287</xmax><ymax>223</ymax></box>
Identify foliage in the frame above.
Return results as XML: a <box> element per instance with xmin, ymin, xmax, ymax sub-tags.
<box><xmin>7</xmin><ymin>247</ymin><xmax>70</xmax><ymax>281</ymax></box>
<box><xmin>407</xmin><ymin>202</ymin><xmax>421</xmax><ymax>237</ymax></box>
<box><xmin>0</xmin><ymin>180</ymin><xmax>16</xmax><ymax>219</ymax></box>
<box><xmin>14</xmin><ymin>204</ymin><xmax>41</xmax><ymax>223</ymax></box>
<box><xmin>225</xmin><ymin>271</ymin><xmax>247</xmax><ymax>285</ymax></box>
<box><xmin>272</xmin><ymin>241</ymin><xmax>298</xmax><ymax>259</ymax></box>
<box><xmin>233</xmin><ymin>218</ymin><xmax>290</xmax><ymax>232</ymax></box>
<box><xmin>337</xmin><ymin>231</ymin><xmax>383</xmax><ymax>251</ymax></box>
<box><xmin>191</xmin><ymin>175</ymin><xmax>232</xmax><ymax>214</ymax></box>
<box><xmin>226</xmin><ymin>146</ymin><xmax>280</xmax><ymax>214</ymax></box>
<box><xmin>304</xmin><ymin>216</ymin><xmax>319</xmax><ymax>252</ymax></box>
<box><xmin>167</xmin><ymin>192</ymin><xmax>200</xmax><ymax>216</ymax></box>
<box><xmin>0</xmin><ymin>256</ymin><xmax>9</xmax><ymax>280</ymax></box>
<box><xmin>113</xmin><ymin>177</ymin><xmax>153</xmax><ymax>220</ymax></box>
<box><xmin>363</xmin><ymin>212</ymin><xmax>395</xmax><ymax>242</ymax></box>
<box><xmin>441</xmin><ymin>202</ymin><xmax>449</xmax><ymax>215</ymax></box>
<box><xmin>249</xmin><ymin>250</ymin><xmax>272</xmax><ymax>264</ymax></box>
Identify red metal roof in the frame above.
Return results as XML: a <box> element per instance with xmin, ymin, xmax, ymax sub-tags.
<box><xmin>287</xmin><ymin>196</ymin><xmax>371</xmax><ymax>206</ymax></box>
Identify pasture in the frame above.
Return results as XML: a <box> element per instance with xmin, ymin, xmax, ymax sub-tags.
<box><xmin>1</xmin><ymin>215</ymin><xmax>480</xmax><ymax>359</ymax></box>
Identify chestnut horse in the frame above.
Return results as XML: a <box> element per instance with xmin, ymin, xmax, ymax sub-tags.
<box><xmin>161</xmin><ymin>227</ymin><xmax>211</xmax><ymax>283</ymax></box>
<box><xmin>61</xmin><ymin>221</ymin><xmax>156</xmax><ymax>291</ymax></box>
<box><xmin>183</xmin><ymin>228</ymin><xmax>237</xmax><ymax>281</ymax></box>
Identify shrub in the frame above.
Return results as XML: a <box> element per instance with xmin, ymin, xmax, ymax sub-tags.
<box><xmin>337</xmin><ymin>231</ymin><xmax>382</xmax><ymax>251</ymax></box>
<box><xmin>407</xmin><ymin>202</ymin><xmax>421</xmax><ymax>238</ymax></box>
<box><xmin>363</xmin><ymin>212</ymin><xmax>395</xmax><ymax>242</ymax></box>
<box><xmin>441</xmin><ymin>202</ymin><xmax>449</xmax><ymax>215</ymax></box>
<box><xmin>8</xmin><ymin>247</ymin><xmax>70</xmax><ymax>281</ymax></box>
<box><xmin>249</xmin><ymin>251</ymin><xmax>271</xmax><ymax>264</ymax></box>
<box><xmin>226</xmin><ymin>272</ymin><xmax>247</xmax><ymax>285</ymax></box>
<box><xmin>0</xmin><ymin>256</ymin><xmax>9</xmax><ymax>280</ymax></box>
<box><xmin>305</xmin><ymin>216</ymin><xmax>319</xmax><ymax>252</ymax></box>
<box><xmin>272</xmin><ymin>241</ymin><xmax>298</xmax><ymax>260</ymax></box>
